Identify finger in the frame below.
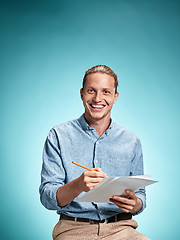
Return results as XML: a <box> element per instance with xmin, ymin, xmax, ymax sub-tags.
<box><xmin>111</xmin><ymin>195</ymin><xmax>134</xmax><ymax>205</ymax></box>
<box><xmin>109</xmin><ymin>199</ymin><xmax>133</xmax><ymax>212</ymax></box>
<box><xmin>116</xmin><ymin>207</ymin><xmax>131</xmax><ymax>213</ymax></box>
<box><xmin>110</xmin><ymin>199</ymin><xmax>134</xmax><ymax>209</ymax></box>
<box><xmin>86</xmin><ymin>181</ymin><xmax>103</xmax><ymax>191</ymax></box>
<box><xmin>125</xmin><ymin>190</ymin><xmax>137</xmax><ymax>199</ymax></box>
<box><xmin>86</xmin><ymin>170</ymin><xmax>106</xmax><ymax>178</ymax></box>
<box><xmin>92</xmin><ymin>167</ymin><xmax>102</xmax><ymax>172</ymax></box>
<box><xmin>84</xmin><ymin>171</ymin><xmax>100</xmax><ymax>177</ymax></box>
<box><xmin>87</xmin><ymin>177</ymin><xmax>105</xmax><ymax>183</ymax></box>
<box><xmin>91</xmin><ymin>168</ymin><xmax>107</xmax><ymax>177</ymax></box>
<box><xmin>114</xmin><ymin>202</ymin><xmax>133</xmax><ymax>211</ymax></box>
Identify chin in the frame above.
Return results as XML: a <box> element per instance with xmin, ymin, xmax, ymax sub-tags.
<box><xmin>89</xmin><ymin>112</ymin><xmax>107</xmax><ymax>121</ymax></box>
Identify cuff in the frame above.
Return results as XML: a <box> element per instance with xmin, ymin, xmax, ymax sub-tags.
<box><xmin>40</xmin><ymin>184</ymin><xmax>63</xmax><ymax>211</ymax></box>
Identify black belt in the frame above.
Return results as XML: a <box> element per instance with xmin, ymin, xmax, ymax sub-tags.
<box><xmin>60</xmin><ymin>213</ymin><xmax>132</xmax><ymax>224</ymax></box>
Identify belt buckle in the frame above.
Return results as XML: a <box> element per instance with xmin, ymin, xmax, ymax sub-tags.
<box><xmin>89</xmin><ymin>219</ymin><xmax>107</xmax><ymax>224</ymax></box>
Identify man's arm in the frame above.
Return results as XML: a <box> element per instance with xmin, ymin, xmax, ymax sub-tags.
<box><xmin>56</xmin><ymin>168</ymin><xmax>106</xmax><ymax>207</ymax></box>
<box><xmin>110</xmin><ymin>137</ymin><xmax>146</xmax><ymax>215</ymax></box>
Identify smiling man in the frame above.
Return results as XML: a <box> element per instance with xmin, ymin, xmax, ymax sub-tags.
<box><xmin>39</xmin><ymin>65</ymin><xmax>150</xmax><ymax>239</ymax></box>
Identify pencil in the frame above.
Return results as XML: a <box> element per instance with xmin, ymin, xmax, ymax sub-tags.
<box><xmin>72</xmin><ymin>161</ymin><xmax>92</xmax><ymax>171</ymax></box>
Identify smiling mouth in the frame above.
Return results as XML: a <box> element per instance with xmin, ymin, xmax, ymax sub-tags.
<box><xmin>89</xmin><ymin>104</ymin><xmax>105</xmax><ymax>110</ymax></box>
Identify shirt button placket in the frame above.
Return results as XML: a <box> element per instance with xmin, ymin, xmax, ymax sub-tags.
<box><xmin>94</xmin><ymin>141</ymin><xmax>99</xmax><ymax>168</ymax></box>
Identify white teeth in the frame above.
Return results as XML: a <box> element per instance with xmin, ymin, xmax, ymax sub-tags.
<box><xmin>91</xmin><ymin>105</ymin><xmax>104</xmax><ymax>109</ymax></box>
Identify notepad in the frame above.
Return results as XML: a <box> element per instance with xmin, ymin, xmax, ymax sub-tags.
<box><xmin>75</xmin><ymin>175</ymin><xmax>157</xmax><ymax>203</ymax></box>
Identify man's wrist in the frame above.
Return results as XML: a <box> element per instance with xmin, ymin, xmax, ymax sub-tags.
<box><xmin>75</xmin><ymin>176</ymin><xmax>84</xmax><ymax>193</ymax></box>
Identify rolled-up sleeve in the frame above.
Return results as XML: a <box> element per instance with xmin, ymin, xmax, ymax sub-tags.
<box><xmin>131</xmin><ymin>138</ymin><xmax>146</xmax><ymax>215</ymax></box>
<box><xmin>39</xmin><ymin>129</ymin><xmax>65</xmax><ymax>211</ymax></box>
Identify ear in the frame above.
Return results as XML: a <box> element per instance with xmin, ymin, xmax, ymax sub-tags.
<box><xmin>113</xmin><ymin>92</ymin><xmax>119</xmax><ymax>104</ymax></box>
<box><xmin>80</xmin><ymin>88</ymin><xmax>83</xmax><ymax>100</ymax></box>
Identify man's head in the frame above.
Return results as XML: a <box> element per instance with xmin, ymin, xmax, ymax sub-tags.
<box><xmin>80</xmin><ymin>65</ymin><xmax>119</xmax><ymax>122</ymax></box>
<box><xmin>82</xmin><ymin>65</ymin><xmax>118</xmax><ymax>94</ymax></box>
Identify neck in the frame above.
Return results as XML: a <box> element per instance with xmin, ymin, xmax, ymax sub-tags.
<box><xmin>84</xmin><ymin>113</ymin><xmax>111</xmax><ymax>137</ymax></box>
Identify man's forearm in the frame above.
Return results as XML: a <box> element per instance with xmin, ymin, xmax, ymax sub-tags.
<box><xmin>56</xmin><ymin>177</ymin><xmax>83</xmax><ymax>207</ymax></box>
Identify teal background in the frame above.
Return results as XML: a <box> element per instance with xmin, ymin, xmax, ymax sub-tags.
<box><xmin>1</xmin><ymin>0</ymin><xmax>180</xmax><ymax>239</ymax></box>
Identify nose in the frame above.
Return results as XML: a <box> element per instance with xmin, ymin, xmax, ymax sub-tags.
<box><xmin>93</xmin><ymin>91</ymin><xmax>102</xmax><ymax>102</ymax></box>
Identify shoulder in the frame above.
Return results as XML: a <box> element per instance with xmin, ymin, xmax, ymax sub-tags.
<box><xmin>112</xmin><ymin>122</ymin><xmax>140</xmax><ymax>143</ymax></box>
<box><xmin>53</xmin><ymin>118</ymin><xmax>79</xmax><ymax>131</ymax></box>
<box><xmin>48</xmin><ymin>118</ymin><xmax>81</xmax><ymax>139</ymax></box>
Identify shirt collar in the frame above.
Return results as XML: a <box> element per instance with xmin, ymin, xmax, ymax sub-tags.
<box><xmin>78</xmin><ymin>114</ymin><xmax>91</xmax><ymax>131</ymax></box>
<box><xmin>78</xmin><ymin>114</ymin><xmax>114</xmax><ymax>134</ymax></box>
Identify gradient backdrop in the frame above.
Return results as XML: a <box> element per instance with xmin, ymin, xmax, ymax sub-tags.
<box><xmin>1</xmin><ymin>0</ymin><xmax>180</xmax><ymax>239</ymax></box>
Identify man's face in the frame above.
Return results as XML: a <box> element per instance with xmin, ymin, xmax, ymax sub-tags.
<box><xmin>80</xmin><ymin>73</ymin><xmax>119</xmax><ymax>122</ymax></box>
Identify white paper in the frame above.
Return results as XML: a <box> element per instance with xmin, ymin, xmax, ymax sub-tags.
<box><xmin>75</xmin><ymin>175</ymin><xmax>157</xmax><ymax>203</ymax></box>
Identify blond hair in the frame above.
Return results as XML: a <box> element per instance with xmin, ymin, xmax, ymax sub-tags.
<box><xmin>83</xmin><ymin>65</ymin><xmax>118</xmax><ymax>93</ymax></box>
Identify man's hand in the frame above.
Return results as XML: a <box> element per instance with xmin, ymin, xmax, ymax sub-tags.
<box><xmin>56</xmin><ymin>168</ymin><xmax>106</xmax><ymax>207</ymax></box>
<box><xmin>109</xmin><ymin>189</ymin><xmax>142</xmax><ymax>214</ymax></box>
<box><xmin>78</xmin><ymin>168</ymin><xmax>107</xmax><ymax>192</ymax></box>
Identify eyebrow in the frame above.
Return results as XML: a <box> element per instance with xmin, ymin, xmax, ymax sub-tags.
<box><xmin>86</xmin><ymin>86</ymin><xmax>113</xmax><ymax>91</ymax></box>
<box><xmin>102</xmin><ymin>88</ymin><xmax>112</xmax><ymax>91</ymax></box>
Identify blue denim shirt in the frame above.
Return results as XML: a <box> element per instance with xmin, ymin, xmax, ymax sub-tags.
<box><xmin>39</xmin><ymin>115</ymin><xmax>146</xmax><ymax>220</ymax></box>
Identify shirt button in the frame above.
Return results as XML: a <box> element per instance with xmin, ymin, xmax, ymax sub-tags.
<box><xmin>96</xmin><ymin>141</ymin><xmax>99</xmax><ymax>145</ymax></box>
<box><xmin>99</xmin><ymin>210</ymin><xmax>102</xmax><ymax>214</ymax></box>
<box><xmin>95</xmin><ymin>160</ymin><xmax>98</xmax><ymax>163</ymax></box>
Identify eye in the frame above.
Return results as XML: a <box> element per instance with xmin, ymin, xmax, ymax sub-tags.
<box><xmin>103</xmin><ymin>90</ymin><xmax>111</xmax><ymax>94</ymax></box>
<box><xmin>87</xmin><ymin>89</ymin><xmax>95</xmax><ymax>93</ymax></box>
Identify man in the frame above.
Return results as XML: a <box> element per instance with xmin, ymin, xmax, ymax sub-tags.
<box><xmin>39</xmin><ymin>65</ymin><xmax>150</xmax><ymax>239</ymax></box>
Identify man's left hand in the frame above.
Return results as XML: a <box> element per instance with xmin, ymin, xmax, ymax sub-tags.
<box><xmin>109</xmin><ymin>189</ymin><xmax>142</xmax><ymax>214</ymax></box>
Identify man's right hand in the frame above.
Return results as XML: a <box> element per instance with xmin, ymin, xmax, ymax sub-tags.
<box><xmin>57</xmin><ymin>168</ymin><xmax>107</xmax><ymax>207</ymax></box>
<box><xmin>78</xmin><ymin>168</ymin><xmax>107</xmax><ymax>192</ymax></box>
